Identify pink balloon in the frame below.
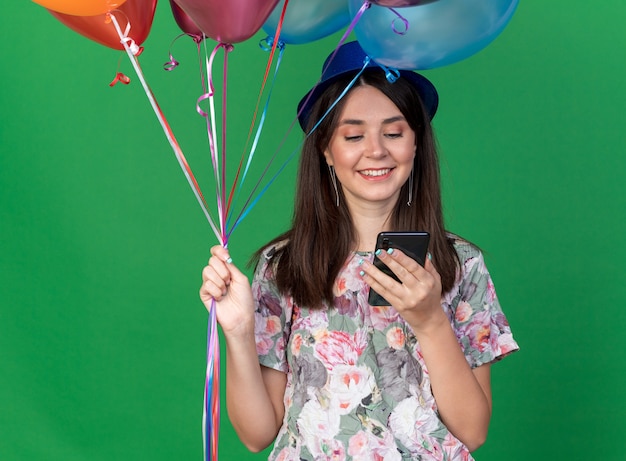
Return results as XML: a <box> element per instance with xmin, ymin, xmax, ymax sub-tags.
<box><xmin>172</xmin><ymin>0</ymin><xmax>279</xmax><ymax>44</ymax></box>
<box><xmin>169</xmin><ymin>0</ymin><xmax>204</xmax><ymax>42</ymax></box>
<box><xmin>370</xmin><ymin>0</ymin><xmax>439</xmax><ymax>6</ymax></box>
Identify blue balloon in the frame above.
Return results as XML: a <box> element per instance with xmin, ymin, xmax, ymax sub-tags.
<box><xmin>262</xmin><ymin>0</ymin><xmax>351</xmax><ymax>45</ymax></box>
<box><xmin>349</xmin><ymin>0</ymin><xmax>519</xmax><ymax>70</ymax></box>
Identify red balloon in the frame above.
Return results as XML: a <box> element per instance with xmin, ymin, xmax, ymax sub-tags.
<box><xmin>48</xmin><ymin>0</ymin><xmax>157</xmax><ymax>50</ymax></box>
<box><xmin>370</xmin><ymin>0</ymin><xmax>439</xmax><ymax>6</ymax></box>
<box><xmin>169</xmin><ymin>0</ymin><xmax>204</xmax><ymax>42</ymax></box>
<box><xmin>172</xmin><ymin>0</ymin><xmax>279</xmax><ymax>44</ymax></box>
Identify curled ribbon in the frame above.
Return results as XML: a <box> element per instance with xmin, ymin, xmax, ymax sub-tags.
<box><xmin>389</xmin><ymin>8</ymin><xmax>409</xmax><ymax>35</ymax></box>
<box><xmin>195</xmin><ymin>43</ymin><xmax>233</xmax><ymax>118</ymax></box>
<box><xmin>109</xmin><ymin>72</ymin><xmax>131</xmax><ymax>86</ymax></box>
<box><xmin>163</xmin><ymin>33</ymin><xmax>200</xmax><ymax>72</ymax></box>
<box><xmin>163</xmin><ymin>53</ymin><xmax>180</xmax><ymax>71</ymax></box>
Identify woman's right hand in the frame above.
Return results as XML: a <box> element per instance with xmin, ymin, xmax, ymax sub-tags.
<box><xmin>199</xmin><ymin>245</ymin><xmax>255</xmax><ymax>336</ymax></box>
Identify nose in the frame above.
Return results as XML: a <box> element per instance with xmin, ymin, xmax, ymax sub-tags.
<box><xmin>365</xmin><ymin>133</ymin><xmax>387</xmax><ymax>159</ymax></box>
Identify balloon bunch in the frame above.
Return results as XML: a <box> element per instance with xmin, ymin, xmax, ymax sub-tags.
<box><xmin>34</xmin><ymin>1</ymin><xmax>519</xmax><ymax>460</ymax></box>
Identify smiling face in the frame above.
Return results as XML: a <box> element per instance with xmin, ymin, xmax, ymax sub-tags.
<box><xmin>323</xmin><ymin>84</ymin><xmax>416</xmax><ymax>212</ymax></box>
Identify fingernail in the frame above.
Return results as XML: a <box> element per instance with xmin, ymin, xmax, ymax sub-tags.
<box><xmin>427</xmin><ymin>252</ymin><xmax>432</xmax><ymax>261</ymax></box>
<box><xmin>226</xmin><ymin>257</ymin><xmax>233</xmax><ymax>264</ymax></box>
<box><xmin>358</xmin><ymin>258</ymin><xmax>364</xmax><ymax>265</ymax></box>
<box><xmin>375</xmin><ymin>249</ymin><xmax>382</xmax><ymax>256</ymax></box>
<box><xmin>387</xmin><ymin>248</ymin><xmax>394</xmax><ymax>255</ymax></box>
<box><xmin>359</xmin><ymin>270</ymin><xmax>365</xmax><ymax>277</ymax></box>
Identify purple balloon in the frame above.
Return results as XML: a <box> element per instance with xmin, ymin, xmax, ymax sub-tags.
<box><xmin>169</xmin><ymin>0</ymin><xmax>203</xmax><ymax>42</ymax></box>
<box><xmin>173</xmin><ymin>0</ymin><xmax>280</xmax><ymax>44</ymax></box>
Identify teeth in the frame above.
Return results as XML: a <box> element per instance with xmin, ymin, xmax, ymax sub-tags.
<box><xmin>361</xmin><ymin>169</ymin><xmax>390</xmax><ymax>177</ymax></box>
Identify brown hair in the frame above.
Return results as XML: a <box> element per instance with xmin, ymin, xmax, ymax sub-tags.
<box><xmin>254</xmin><ymin>69</ymin><xmax>459</xmax><ymax>307</ymax></box>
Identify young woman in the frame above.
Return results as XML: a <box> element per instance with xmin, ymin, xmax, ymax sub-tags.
<box><xmin>200</xmin><ymin>41</ymin><xmax>519</xmax><ymax>460</ymax></box>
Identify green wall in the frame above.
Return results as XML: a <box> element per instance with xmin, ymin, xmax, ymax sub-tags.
<box><xmin>2</xmin><ymin>1</ymin><xmax>625</xmax><ymax>459</ymax></box>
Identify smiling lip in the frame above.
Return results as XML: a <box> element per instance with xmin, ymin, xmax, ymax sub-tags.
<box><xmin>359</xmin><ymin>168</ymin><xmax>393</xmax><ymax>179</ymax></box>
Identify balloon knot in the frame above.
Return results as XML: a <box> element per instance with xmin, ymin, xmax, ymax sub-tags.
<box><xmin>191</xmin><ymin>34</ymin><xmax>204</xmax><ymax>44</ymax></box>
<box><xmin>379</xmin><ymin>64</ymin><xmax>400</xmax><ymax>83</ymax></box>
<box><xmin>121</xmin><ymin>37</ymin><xmax>143</xmax><ymax>56</ymax></box>
<box><xmin>259</xmin><ymin>36</ymin><xmax>285</xmax><ymax>52</ymax></box>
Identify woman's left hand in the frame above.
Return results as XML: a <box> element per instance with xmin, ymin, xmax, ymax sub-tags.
<box><xmin>361</xmin><ymin>249</ymin><xmax>444</xmax><ymax>330</ymax></box>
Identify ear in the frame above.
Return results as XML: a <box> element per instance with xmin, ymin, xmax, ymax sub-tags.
<box><xmin>323</xmin><ymin>148</ymin><xmax>334</xmax><ymax>167</ymax></box>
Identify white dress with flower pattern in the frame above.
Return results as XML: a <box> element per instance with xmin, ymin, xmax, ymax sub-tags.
<box><xmin>252</xmin><ymin>238</ymin><xmax>519</xmax><ymax>461</ymax></box>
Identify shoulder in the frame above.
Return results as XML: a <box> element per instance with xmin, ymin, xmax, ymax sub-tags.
<box><xmin>254</xmin><ymin>239</ymin><xmax>289</xmax><ymax>279</ymax></box>
<box><xmin>445</xmin><ymin>234</ymin><xmax>492</xmax><ymax>286</ymax></box>
<box><xmin>258</xmin><ymin>239</ymin><xmax>289</xmax><ymax>266</ymax></box>
<box><xmin>260</xmin><ymin>239</ymin><xmax>288</xmax><ymax>258</ymax></box>
<box><xmin>447</xmin><ymin>233</ymin><xmax>483</xmax><ymax>265</ymax></box>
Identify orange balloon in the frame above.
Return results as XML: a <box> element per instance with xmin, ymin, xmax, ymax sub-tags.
<box><xmin>48</xmin><ymin>0</ymin><xmax>157</xmax><ymax>50</ymax></box>
<box><xmin>33</xmin><ymin>0</ymin><xmax>127</xmax><ymax>16</ymax></box>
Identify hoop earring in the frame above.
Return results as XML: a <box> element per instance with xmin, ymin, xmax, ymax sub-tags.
<box><xmin>328</xmin><ymin>165</ymin><xmax>340</xmax><ymax>207</ymax></box>
<box><xmin>407</xmin><ymin>168</ymin><xmax>414</xmax><ymax>207</ymax></box>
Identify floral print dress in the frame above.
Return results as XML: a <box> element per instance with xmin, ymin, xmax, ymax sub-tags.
<box><xmin>252</xmin><ymin>238</ymin><xmax>519</xmax><ymax>461</ymax></box>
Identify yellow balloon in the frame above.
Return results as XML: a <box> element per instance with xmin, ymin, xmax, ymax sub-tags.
<box><xmin>32</xmin><ymin>0</ymin><xmax>127</xmax><ymax>16</ymax></box>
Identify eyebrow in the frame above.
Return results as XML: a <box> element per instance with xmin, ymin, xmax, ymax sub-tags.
<box><xmin>339</xmin><ymin>115</ymin><xmax>406</xmax><ymax>126</ymax></box>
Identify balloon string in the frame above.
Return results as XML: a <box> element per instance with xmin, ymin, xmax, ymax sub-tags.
<box><xmin>220</xmin><ymin>47</ymin><xmax>232</xmax><ymax>244</ymax></box>
<box><xmin>240</xmin><ymin>46</ymin><xmax>284</xmax><ymax>194</ymax></box>
<box><xmin>163</xmin><ymin>33</ymin><xmax>194</xmax><ymax>71</ymax></box>
<box><xmin>202</xmin><ymin>45</ymin><xmax>224</xmax><ymax>240</ymax></box>
<box><xmin>223</xmin><ymin>0</ymin><xmax>289</xmax><ymax>231</ymax></box>
<box><xmin>226</xmin><ymin>2</ymin><xmax>371</xmax><ymax>237</ymax></box>
<box><xmin>198</xmin><ymin>44</ymin><xmax>227</xmax><ymax>245</ymax></box>
<box><xmin>107</xmin><ymin>13</ymin><xmax>221</xmax><ymax>241</ymax></box>
<box><xmin>225</xmin><ymin>47</ymin><xmax>284</xmax><ymax>237</ymax></box>
<box><xmin>388</xmin><ymin>8</ymin><xmax>409</xmax><ymax>35</ymax></box>
<box><xmin>228</xmin><ymin>60</ymin><xmax>370</xmax><ymax>235</ymax></box>
<box><xmin>197</xmin><ymin>43</ymin><xmax>234</xmax><ymax>244</ymax></box>
<box><xmin>199</xmin><ymin>45</ymin><xmax>227</xmax><ymax>461</ymax></box>
<box><xmin>294</xmin><ymin>1</ymin><xmax>370</xmax><ymax>127</ymax></box>
<box><xmin>309</xmin><ymin>59</ymin><xmax>370</xmax><ymax>134</ymax></box>
<box><xmin>203</xmin><ymin>300</ymin><xmax>220</xmax><ymax>461</ymax></box>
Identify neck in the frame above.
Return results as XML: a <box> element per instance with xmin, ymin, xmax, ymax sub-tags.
<box><xmin>348</xmin><ymin>201</ymin><xmax>397</xmax><ymax>253</ymax></box>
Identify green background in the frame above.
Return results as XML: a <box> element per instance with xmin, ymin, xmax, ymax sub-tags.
<box><xmin>2</xmin><ymin>1</ymin><xmax>625</xmax><ymax>460</ymax></box>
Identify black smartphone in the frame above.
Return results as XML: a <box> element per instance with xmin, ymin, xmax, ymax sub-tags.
<box><xmin>367</xmin><ymin>231</ymin><xmax>430</xmax><ymax>306</ymax></box>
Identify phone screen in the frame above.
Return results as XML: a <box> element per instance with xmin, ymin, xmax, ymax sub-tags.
<box><xmin>367</xmin><ymin>231</ymin><xmax>430</xmax><ymax>306</ymax></box>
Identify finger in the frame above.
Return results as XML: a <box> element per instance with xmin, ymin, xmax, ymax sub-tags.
<box><xmin>204</xmin><ymin>254</ymin><xmax>231</xmax><ymax>288</ymax></box>
<box><xmin>210</xmin><ymin>244</ymin><xmax>232</xmax><ymax>264</ymax></box>
<box><xmin>360</xmin><ymin>258</ymin><xmax>401</xmax><ymax>303</ymax></box>
<box><xmin>201</xmin><ymin>265</ymin><xmax>229</xmax><ymax>297</ymax></box>
<box><xmin>376</xmin><ymin>248</ymin><xmax>420</xmax><ymax>284</ymax></box>
<box><xmin>208</xmin><ymin>245</ymin><xmax>250</xmax><ymax>286</ymax></box>
<box><xmin>362</xmin><ymin>270</ymin><xmax>397</xmax><ymax>307</ymax></box>
<box><xmin>423</xmin><ymin>254</ymin><xmax>442</xmax><ymax>282</ymax></box>
<box><xmin>394</xmin><ymin>248</ymin><xmax>425</xmax><ymax>274</ymax></box>
<box><xmin>200</xmin><ymin>276</ymin><xmax>227</xmax><ymax>303</ymax></box>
